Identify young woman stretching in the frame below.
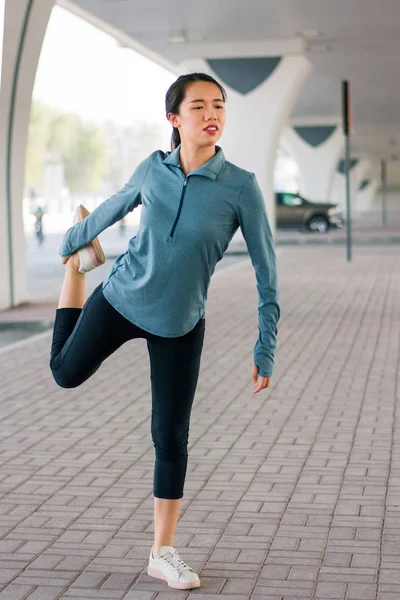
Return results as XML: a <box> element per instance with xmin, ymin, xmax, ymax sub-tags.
<box><xmin>50</xmin><ymin>72</ymin><xmax>279</xmax><ymax>590</ymax></box>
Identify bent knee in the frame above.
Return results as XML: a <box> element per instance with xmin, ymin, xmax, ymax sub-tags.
<box><xmin>50</xmin><ymin>365</ymin><xmax>82</xmax><ymax>389</ymax></box>
<box><xmin>53</xmin><ymin>375</ymin><xmax>81</xmax><ymax>389</ymax></box>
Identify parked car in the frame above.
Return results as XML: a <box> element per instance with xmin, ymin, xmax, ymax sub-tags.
<box><xmin>275</xmin><ymin>192</ymin><xmax>345</xmax><ymax>233</ymax></box>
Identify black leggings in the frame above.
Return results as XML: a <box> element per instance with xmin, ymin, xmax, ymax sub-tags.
<box><xmin>49</xmin><ymin>284</ymin><xmax>205</xmax><ymax>500</ymax></box>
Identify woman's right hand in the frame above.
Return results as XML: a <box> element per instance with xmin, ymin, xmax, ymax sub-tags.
<box><xmin>61</xmin><ymin>256</ymin><xmax>71</xmax><ymax>264</ymax></box>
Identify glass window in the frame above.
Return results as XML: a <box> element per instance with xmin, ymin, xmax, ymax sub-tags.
<box><xmin>281</xmin><ymin>193</ymin><xmax>303</xmax><ymax>207</ymax></box>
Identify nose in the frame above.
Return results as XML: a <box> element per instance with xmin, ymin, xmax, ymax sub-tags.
<box><xmin>204</xmin><ymin>107</ymin><xmax>217</xmax><ymax>120</ymax></box>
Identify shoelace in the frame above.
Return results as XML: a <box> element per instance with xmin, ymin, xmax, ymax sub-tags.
<box><xmin>160</xmin><ymin>549</ymin><xmax>191</xmax><ymax>572</ymax></box>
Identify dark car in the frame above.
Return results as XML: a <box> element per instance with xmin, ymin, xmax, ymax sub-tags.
<box><xmin>275</xmin><ymin>192</ymin><xmax>345</xmax><ymax>233</ymax></box>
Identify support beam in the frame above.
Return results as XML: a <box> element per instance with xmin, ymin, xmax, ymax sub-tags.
<box><xmin>381</xmin><ymin>159</ymin><xmax>388</xmax><ymax>225</ymax></box>
<box><xmin>282</xmin><ymin>123</ymin><xmax>344</xmax><ymax>202</ymax></box>
<box><xmin>0</xmin><ymin>0</ymin><xmax>54</xmax><ymax>309</ymax></box>
<box><xmin>180</xmin><ymin>56</ymin><xmax>312</xmax><ymax>235</ymax></box>
<box><xmin>331</xmin><ymin>158</ymin><xmax>372</xmax><ymax>212</ymax></box>
<box><xmin>0</xmin><ymin>0</ymin><xmax>4</xmax><ymax>82</ymax></box>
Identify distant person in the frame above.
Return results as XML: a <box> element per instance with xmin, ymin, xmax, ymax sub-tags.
<box><xmin>49</xmin><ymin>73</ymin><xmax>279</xmax><ymax>590</ymax></box>
<box><xmin>118</xmin><ymin>217</ymin><xmax>126</xmax><ymax>236</ymax></box>
<box><xmin>33</xmin><ymin>205</ymin><xmax>45</xmax><ymax>245</ymax></box>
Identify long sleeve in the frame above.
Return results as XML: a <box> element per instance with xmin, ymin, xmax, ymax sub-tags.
<box><xmin>237</xmin><ymin>173</ymin><xmax>280</xmax><ymax>377</ymax></box>
<box><xmin>60</xmin><ymin>154</ymin><xmax>153</xmax><ymax>257</ymax></box>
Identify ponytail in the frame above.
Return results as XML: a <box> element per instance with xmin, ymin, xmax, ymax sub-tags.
<box><xmin>171</xmin><ymin>127</ymin><xmax>181</xmax><ymax>151</ymax></box>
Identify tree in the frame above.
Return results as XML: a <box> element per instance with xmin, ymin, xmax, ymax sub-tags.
<box><xmin>25</xmin><ymin>102</ymin><xmax>54</xmax><ymax>189</ymax></box>
<box><xmin>103</xmin><ymin>120</ymin><xmax>164</xmax><ymax>190</ymax></box>
<box><xmin>63</xmin><ymin>120</ymin><xmax>106</xmax><ymax>193</ymax></box>
<box><xmin>25</xmin><ymin>101</ymin><xmax>107</xmax><ymax>194</ymax></box>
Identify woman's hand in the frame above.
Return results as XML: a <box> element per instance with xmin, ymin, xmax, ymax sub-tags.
<box><xmin>61</xmin><ymin>256</ymin><xmax>71</xmax><ymax>264</ymax></box>
<box><xmin>252</xmin><ymin>363</ymin><xmax>271</xmax><ymax>394</ymax></box>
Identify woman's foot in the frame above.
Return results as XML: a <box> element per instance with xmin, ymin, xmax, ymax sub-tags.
<box><xmin>65</xmin><ymin>253</ymin><xmax>83</xmax><ymax>275</ymax></box>
<box><xmin>147</xmin><ymin>546</ymin><xmax>200</xmax><ymax>590</ymax></box>
<box><xmin>73</xmin><ymin>205</ymin><xmax>106</xmax><ymax>274</ymax></box>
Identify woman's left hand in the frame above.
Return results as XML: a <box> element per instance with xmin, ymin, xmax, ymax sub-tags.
<box><xmin>252</xmin><ymin>363</ymin><xmax>271</xmax><ymax>394</ymax></box>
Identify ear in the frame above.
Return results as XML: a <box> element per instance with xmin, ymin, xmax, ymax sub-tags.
<box><xmin>167</xmin><ymin>112</ymin><xmax>180</xmax><ymax>129</ymax></box>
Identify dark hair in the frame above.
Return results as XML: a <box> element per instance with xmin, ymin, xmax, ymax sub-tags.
<box><xmin>165</xmin><ymin>73</ymin><xmax>227</xmax><ymax>150</ymax></box>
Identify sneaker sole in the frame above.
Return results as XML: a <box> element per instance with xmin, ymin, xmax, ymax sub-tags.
<box><xmin>147</xmin><ymin>567</ymin><xmax>200</xmax><ymax>590</ymax></box>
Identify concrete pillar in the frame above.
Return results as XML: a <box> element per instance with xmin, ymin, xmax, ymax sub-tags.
<box><xmin>0</xmin><ymin>0</ymin><xmax>4</xmax><ymax>82</ymax></box>
<box><xmin>180</xmin><ymin>56</ymin><xmax>312</xmax><ymax>234</ymax></box>
<box><xmin>357</xmin><ymin>179</ymin><xmax>379</xmax><ymax>213</ymax></box>
<box><xmin>331</xmin><ymin>157</ymin><xmax>371</xmax><ymax>212</ymax></box>
<box><xmin>282</xmin><ymin>121</ymin><xmax>344</xmax><ymax>202</ymax></box>
<box><xmin>0</xmin><ymin>0</ymin><xmax>54</xmax><ymax>309</ymax></box>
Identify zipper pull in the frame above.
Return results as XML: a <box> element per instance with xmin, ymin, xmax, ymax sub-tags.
<box><xmin>184</xmin><ymin>178</ymin><xmax>188</xmax><ymax>186</ymax></box>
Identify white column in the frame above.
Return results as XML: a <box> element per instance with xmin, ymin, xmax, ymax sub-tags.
<box><xmin>180</xmin><ymin>56</ymin><xmax>312</xmax><ymax>234</ymax></box>
<box><xmin>282</xmin><ymin>121</ymin><xmax>344</xmax><ymax>202</ymax></box>
<box><xmin>0</xmin><ymin>0</ymin><xmax>4</xmax><ymax>83</ymax></box>
<box><xmin>0</xmin><ymin>0</ymin><xmax>54</xmax><ymax>309</ymax></box>
<box><xmin>357</xmin><ymin>179</ymin><xmax>379</xmax><ymax>213</ymax></box>
<box><xmin>330</xmin><ymin>157</ymin><xmax>371</xmax><ymax>212</ymax></box>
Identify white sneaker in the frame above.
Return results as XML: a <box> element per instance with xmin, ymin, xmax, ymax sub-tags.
<box><xmin>73</xmin><ymin>205</ymin><xmax>106</xmax><ymax>274</ymax></box>
<box><xmin>147</xmin><ymin>546</ymin><xmax>200</xmax><ymax>590</ymax></box>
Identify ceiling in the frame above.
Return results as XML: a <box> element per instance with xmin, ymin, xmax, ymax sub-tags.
<box><xmin>64</xmin><ymin>0</ymin><xmax>400</xmax><ymax>176</ymax></box>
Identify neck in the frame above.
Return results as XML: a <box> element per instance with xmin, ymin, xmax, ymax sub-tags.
<box><xmin>179</xmin><ymin>143</ymin><xmax>216</xmax><ymax>175</ymax></box>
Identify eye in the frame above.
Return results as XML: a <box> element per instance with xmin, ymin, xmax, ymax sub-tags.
<box><xmin>215</xmin><ymin>105</ymin><xmax>224</xmax><ymax>109</ymax></box>
<box><xmin>192</xmin><ymin>106</ymin><xmax>203</xmax><ymax>110</ymax></box>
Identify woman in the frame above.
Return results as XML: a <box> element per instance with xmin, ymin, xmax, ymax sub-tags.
<box><xmin>50</xmin><ymin>72</ymin><xmax>279</xmax><ymax>590</ymax></box>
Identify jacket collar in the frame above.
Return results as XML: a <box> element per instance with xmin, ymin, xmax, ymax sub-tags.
<box><xmin>163</xmin><ymin>145</ymin><xmax>225</xmax><ymax>180</ymax></box>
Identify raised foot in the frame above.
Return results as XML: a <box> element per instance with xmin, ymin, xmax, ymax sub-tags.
<box><xmin>73</xmin><ymin>204</ymin><xmax>106</xmax><ymax>274</ymax></box>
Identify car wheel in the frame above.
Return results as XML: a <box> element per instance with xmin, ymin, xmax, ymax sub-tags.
<box><xmin>307</xmin><ymin>215</ymin><xmax>329</xmax><ymax>233</ymax></box>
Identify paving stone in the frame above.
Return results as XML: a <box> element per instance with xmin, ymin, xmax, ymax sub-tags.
<box><xmin>289</xmin><ymin>565</ymin><xmax>320</xmax><ymax>580</ymax></box>
<box><xmin>259</xmin><ymin>564</ymin><xmax>290</xmax><ymax>580</ymax></box>
<box><xmin>188</xmin><ymin>596</ymin><xmax>247</xmax><ymax>600</ymax></box>
<box><xmin>207</xmin><ymin>549</ymin><xmax>240</xmax><ymax>563</ymax></box>
<box><xmin>350</xmin><ymin>553</ymin><xmax>378</xmax><ymax>569</ymax></box>
<box><xmin>100</xmin><ymin>573</ymin><xmax>138</xmax><ymax>591</ymax></box>
<box><xmin>346</xmin><ymin>583</ymin><xmax>376</xmax><ymax>599</ymax></box>
<box><xmin>323</xmin><ymin>552</ymin><xmax>352</xmax><ymax>568</ymax></box>
<box><xmin>26</xmin><ymin>587</ymin><xmax>67</xmax><ymax>600</ymax></box>
<box><xmin>156</xmin><ymin>593</ymin><xmax>189</xmax><ymax>600</ymax></box>
<box><xmin>0</xmin><ymin>585</ymin><xmax>35</xmax><ymax>599</ymax></box>
<box><xmin>61</xmin><ymin>589</ymin><xmax>123</xmax><ymax>598</ymax></box>
<box><xmin>70</xmin><ymin>572</ymin><xmax>107</xmax><ymax>589</ymax></box>
<box><xmin>315</xmin><ymin>581</ymin><xmax>347</xmax><ymax>598</ymax></box>
<box><xmin>222</xmin><ymin>577</ymin><xmax>254</xmax><ymax>594</ymax></box>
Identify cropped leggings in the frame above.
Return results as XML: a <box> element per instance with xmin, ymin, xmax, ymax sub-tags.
<box><xmin>49</xmin><ymin>284</ymin><xmax>205</xmax><ymax>500</ymax></box>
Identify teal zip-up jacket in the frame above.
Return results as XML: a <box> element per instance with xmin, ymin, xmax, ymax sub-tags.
<box><xmin>60</xmin><ymin>146</ymin><xmax>280</xmax><ymax>377</ymax></box>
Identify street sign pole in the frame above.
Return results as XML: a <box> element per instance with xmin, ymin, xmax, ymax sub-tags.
<box><xmin>381</xmin><ymin>159</ymin><xmax>388</xmax><ymax>226</ymax></box>
<box><xmin>342</xmin><ymin>80</ymin><xmax>352</xmax><ymax>262</ymax></box>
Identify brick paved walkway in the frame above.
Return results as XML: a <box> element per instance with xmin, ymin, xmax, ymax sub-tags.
<box><xmin>0</xmin><ymin>245</ymin><xmax>399</xmax><ymax>600</ymax></box>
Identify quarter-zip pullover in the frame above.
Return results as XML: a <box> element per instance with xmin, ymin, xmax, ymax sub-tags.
<box><xmin>60</xmin><ymin>146</ymin><xmax>280</xmax><ymax>377</ymax></box>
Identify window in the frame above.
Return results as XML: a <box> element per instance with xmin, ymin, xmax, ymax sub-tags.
<box><xmin>281</xmin><ymin>193</ymin><xmax>303</xmax><ymax>207</ymax></box>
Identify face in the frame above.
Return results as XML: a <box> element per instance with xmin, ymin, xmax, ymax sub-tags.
<box><xmin>168</xmin><ymin>81</ymin><xmax>226</xmax><ymax>149</ymax></box>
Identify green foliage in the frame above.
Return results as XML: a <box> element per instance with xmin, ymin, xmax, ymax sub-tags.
<box><xmin>25</xmin><ymin>102</ymin><xmax>164</xmax><ymax>197</ymax></box>
<box><xmin>25</xmin><ymin>102</ymin><xmax>55</xmax><ymax>188</ymax></box>
<box><xmin>62</xmin><ymin>120</ymin><xmax>106</xmax><ymax>193</ymax></box>
<box><xmin>103</xmin><ymin>120</ymin><xmax>163</xmax><ymax>189</ymax></box>
<box><xmin>25</xmin><ymin>102</ymin><xmax>106</xmax><ymax>193</ymax></box>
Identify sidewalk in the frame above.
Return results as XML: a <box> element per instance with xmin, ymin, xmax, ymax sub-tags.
<box><xmin>0</xmin><ymin>245</ymin><xmax>399</xmax><ymax>600</ymax></box>
<box><xmin>274</xmin><ymin>222</ymin><xmax>400</xmax><ymax>247</ymax></box>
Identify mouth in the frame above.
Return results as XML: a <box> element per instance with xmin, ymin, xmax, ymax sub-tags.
<box><xmin>203</xmin><ymin>125</ymin><xmax>219</xmax><ymax>134</ymax></box>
